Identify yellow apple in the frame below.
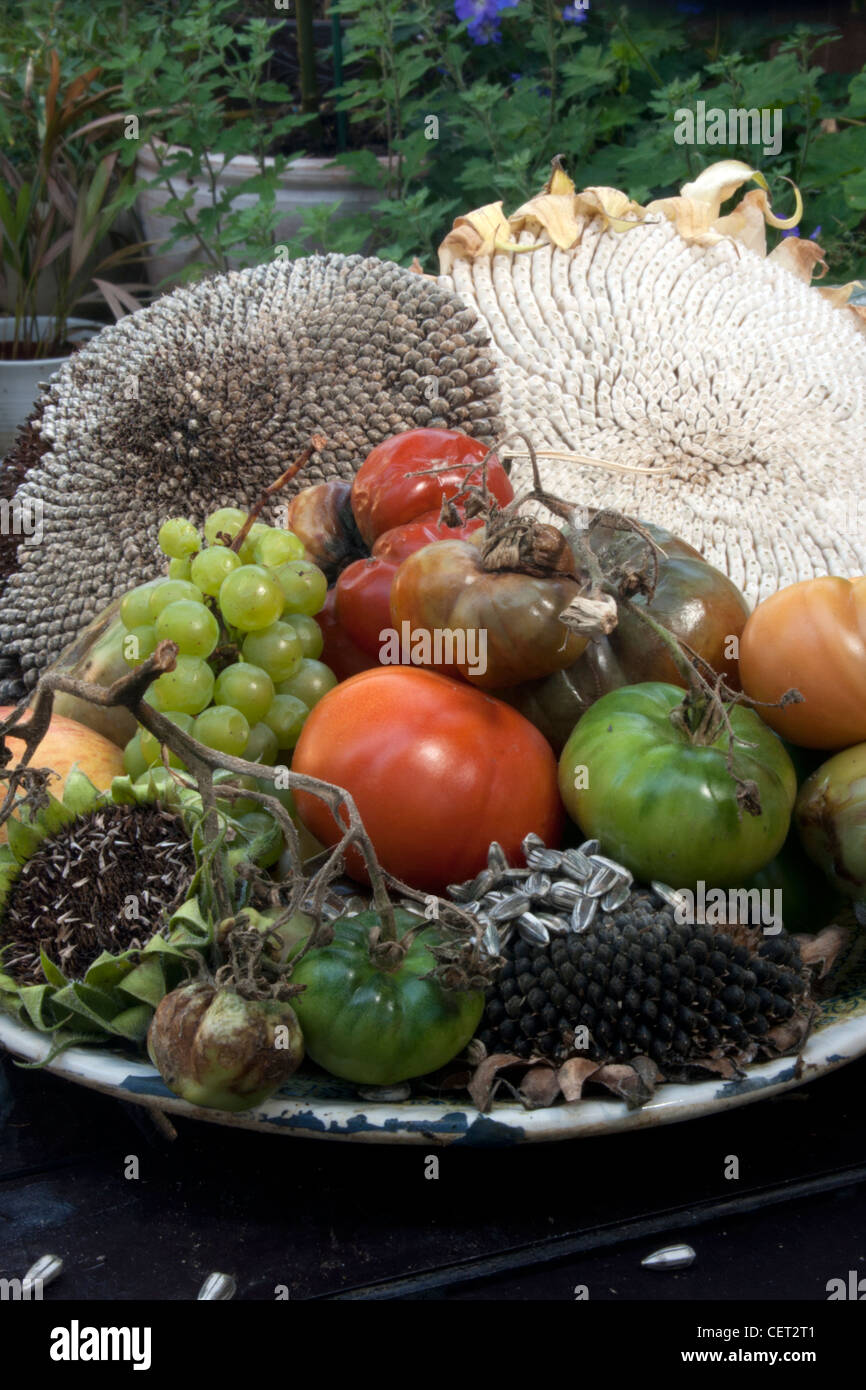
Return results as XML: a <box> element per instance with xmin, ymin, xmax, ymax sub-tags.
<box><xmin>0</xmin><ymin>706</ymin><xmax>125</xmax><ymax>841</ymax></box>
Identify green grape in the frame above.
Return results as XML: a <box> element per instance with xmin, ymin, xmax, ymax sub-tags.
<box><xmin>120</xmin><ymin>582</ymin><xmax>159</xmax><ymax>629</ymax></box>
<box><xmin>263</xmin><ymin>693</ymin><xmax>309</xmax><ymax>749</ymax></box>
<box><xmin>204</xmin><ymin>507</ymin><xmax>247</xmax><ymax>547</ymax></box>
<box><xmin>238</xmin><ymin>521</ymin><xmax>272</xmax><ymax>565</ymax></box>
<box><xmin>274</xmin><ymin>559</ymin><xmax>328</xmax><ymax>616</ymax></box>
<box><xmin>219</xmin><ymin>565</ymin><xmax>284</xmax><ymax>631</ymax></box>
<box><xmin>281</xmin><ymin>612</ymin><xmax>324</xmax><ymax>660</ymax></box>
<box><xmin>244</xmin><ymin>721</ymin><xmax>279</xmax><ymax>766</ymax></box>
<box><xmin>158</xmin><ymin>517</ymin><xmax>201</xmax><ymax>559</ymax></box>
<box><xmin>241</xmin><ymin>621</ymin><xmax>303</xmax><ymax>681</ymax></box>
<box><xmin>253</xmin><ymin>528</ymin><xmax>305</xmax><ymax>568</ymax></box>
<box><xmin>152</xmin><ymin>655</ymin><xmax>214</xmax><ymax>715</ymax></box>
<box><xmin>140</xmin><ymin>710</ymin><xmax>194</xmax><ymax>770</ymax></box>
<box><xmin>213</xmin><ymin>662</ymin><xmax>274</xmax><ymax>724</ymax></box>
<box><xmin>193</xmin><ymin>704</ymin><xmax>250</xmax><ymax>756</ymax></box>
<box><xmin>190</xmin><ymin>545</ymin><xmax>241</xmax><ymax>596</ymax></box>
<box><xmin>276</xmin><ymin>659</ymin><xmax>337</xmax><ymax>710</ymax></box>
<box><xmin>168</xmin><ymin>556</ymin><xmax>192</xmax><ymax>580</ymax></box>
<box><xmin>121</xmin><ymin>625</ymin><xmax>157</xmax><ymax>668</ymax></box>
<box><xmin>123</xmin><ymin>731</ymin><xmax>149</xmax><ymax>779</ymax></box>
<box><xmin>155</xmin><ymin>599</ymin><xmax>219</xmax><ymax>659</ymax></box>
<box><xmin>148</xmin><ymin>578</ymin><xmax>204</xmax><ymax>620</ymax></box>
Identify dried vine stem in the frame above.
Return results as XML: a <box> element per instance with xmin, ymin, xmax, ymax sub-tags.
<box><xmin>229</xmin><ymin>434</ymin><xmax>327</xmax><ymax>553</ymax></box>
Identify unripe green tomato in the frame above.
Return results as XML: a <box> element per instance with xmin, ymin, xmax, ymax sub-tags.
<box><xmin>558</xmin><ymin>682</ymin><xmax>797</xmax><ymax>888</ymax></box>
<box><xmin>795</xmin><ymin>741</ymin><xmax>866</xmax><ymax>900</ymax></box>
<box><xmin>291</xmin><ymin>910</ymin><xmax>484</xmax><ymax>1085</ymax></box>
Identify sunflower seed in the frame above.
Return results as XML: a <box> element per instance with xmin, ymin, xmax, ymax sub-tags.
<box><xmin>651</xmin><ymin>880</ymin><xmax>689</xmax><ymax>912</ymax></box>
<box><xmin>641</xmin><ymin>1243</ymin><xmax>696</xmax><ymax>1271</ymax></box>
<box><xmin>518</xmin><ymin>915</ymin><xmax>550</xmax><ymax>946</ymax></box>
<box><xmin>524</xmin><ymin>872</ymin><xmax>552</xmax><ymax>899</ymax></box>
<box><xmin>601</xmin><ymin>880</ymin><xmax>633</xmax><ymax>912</ymax></box>
<box><xmin>549</xmin><ymin>880</ymin><xmax>582</xmax><ymax>909</ymax></box>
<box><xmin>521</xmin><ymin>832</ymin><xmax>546</xmax><ymax>857</ymax></box>
<box><xmin>197</xmin><ymin>1272</ymin><xmax>236</xmax><ymax>1301</ymax></box>
<box><xmin>577</xmin><ymin>839</ymin><xmax>601</xmax><ymax>857</ymax></box>
<box><xmin>571</xmin><ymin>896</ymin><xmax>598</xmax><ymax>932</ymax></box>
<box><xmin>466</xmin><ymin>867</ymin><xmax>498</xmax><ymax>900</ymax></box>
<box><xmin>488</xmin><ymin>892</ymin><xmax>531</xmax><ymax>923</ymax></box>
<box><xmin>561</xmin><ymin>848</ymin><xmax>593</xmax><ymax>881</ymax></box>
<box><xmin>585</xmin><ymin>857</ymin><xmax>629</xmax><ymax>896</ymax></box>
<box><xmin>447</xmin><ymin>881</ymin><xmax>475</xmax><ymax>903</ymax></box>
<box><xmin>482</xmin><ymin>921</ymin><xmax>502</xmax><ymax>956</ymax></box>
<box><xmin>526</xmin><ymin>847</ymin><xmax>563</xmax><ymax>872</ymax></box>
<box><xmin>22</xmin><ymin>1254</ymin><xmax>63</xmax><ymax>1293</ymax></box>
<box><xmin>487</xmin><ymin>841</ymin><xmax>509</xmax><ymax>874</ymax></box>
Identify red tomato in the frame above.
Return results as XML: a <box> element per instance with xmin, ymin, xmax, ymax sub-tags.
<box><xmin>335</xmin><ymin>557</ymin><xmax>399</xmax><ymax>660</ymax></box>
<box><xmin>351</xmin><ymin>429</ymin><xmax>513</xmax><ymax>548</ymax></box>
<box><xmin>372</xmin><ymin>513</ymin><xmax>483</xmax><ymax>566</ymax></box>
<box><xmin>292</xmin><ymin>667</ymin><xmax>563</xmax><ymax>893</ymax></box>
<box><xmin>315</xmin><ymin>589</ymin><xmax>377</xmax><ymax>682</ymax></box>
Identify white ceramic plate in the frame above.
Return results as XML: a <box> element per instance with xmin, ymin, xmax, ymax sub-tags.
<box><xmin>2</xmin><ymin>945</ymin><xmax>865</xmax><ymax>1145</ymax></box>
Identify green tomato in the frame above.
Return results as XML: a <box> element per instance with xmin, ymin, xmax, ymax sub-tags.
<box><xmin>291</xmin><ymin>909</ymin><xmax>484</xmax><ymax>1085</ymax></box>
<box><xmin>739</xmin><ymin>828</ymin><xmax>847</xmax><ymax>933</ymax></box>
<box><xmin>558</xmin><ymin>682</ymin><xmax>797</xmax><ymax>888</ymax></box>
<box><xmin>795</xmin><ymin>742</ymin><xmax>866</xmax><ymax>901</ymax></box>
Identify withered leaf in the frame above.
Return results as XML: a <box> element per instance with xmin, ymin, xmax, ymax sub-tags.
<box><xmin>557</xmin><ymin>1057</ymin><xmax>603</xmax><ymax>1102</ymax></box>
<box><xmin>518</xmin><ymin>1063</ymin><xmax>561</xmax><ymax>1110</ymax></box>
<box><xmin>467</xmin><ymin>1052</ymin><xmax>524</xmax><ymax>1113</ymax></box>
<box><xmin>593</xmin><ymin>1062</ymin><xmax>657</xmax><ymax>1109</ymax></box>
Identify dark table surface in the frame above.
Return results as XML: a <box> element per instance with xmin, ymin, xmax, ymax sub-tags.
<box><xmin>1</xmin><ymin>1046</ymin><xmax>864</xmax><ymax>1302</ymax></box>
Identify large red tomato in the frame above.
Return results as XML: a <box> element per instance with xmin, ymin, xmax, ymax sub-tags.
<box><xmin>314</xmin><ymin>589</ymin><xmax>377</xmax><ymax>682</ymax></box>
<box><xmin>292</xmin><ymin>668</ymin><xmax>563</xmax><ymax>893</ymax></box>
<box><xmin>350</xmin><ymin>429</ymin><xmax>513</xmax><ymax>548</ymax></box>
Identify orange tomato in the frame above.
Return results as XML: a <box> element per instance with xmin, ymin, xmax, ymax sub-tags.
<box><xmin>739</xmin><ymin>577</ymin><xmax>866</xmax><ymax>749</ymax></box>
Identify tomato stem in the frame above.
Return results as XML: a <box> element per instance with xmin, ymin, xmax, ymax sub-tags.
<box><xmin>230</xmin><ymin>435</ymin><xmax>327</xmax><ymax>554</ymax></box>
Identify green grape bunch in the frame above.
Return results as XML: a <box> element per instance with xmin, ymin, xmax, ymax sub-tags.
<box><xmin>120</xmin><ymin>506</ymin><xmax>338</xmax><ymax>783</ymax></box>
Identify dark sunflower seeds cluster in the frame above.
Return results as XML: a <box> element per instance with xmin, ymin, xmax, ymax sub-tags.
<box><xmin>0</xmin><ymin>803</ymin><xmax>194</xmax><ymax>984</ymax></box>
<box><xmin>477</xmin><ymin>889</ymin><xmax>809</xmax><ymax>1066</ymax></box>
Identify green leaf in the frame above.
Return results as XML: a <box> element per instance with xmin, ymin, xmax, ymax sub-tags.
<box><xmin>119</xmin><ymin>956</ymin><xmax>167</xmax><ymax>1008</ymax></box>
<box><xmin>39</xmin><ymin>950</ymin><xmax>68</xmax><ymax>990</ymax></box>
<box><xmin>109</xmin><ymin>1004</ymin><xmax>153</xmax><ymax>1043</ymax></box>
<box><xmin>6</xmin><ymin>814</ymin><xmax>43</xmax><ymax>863</ymax></box>
<box><xmin>62</xmin><ymin>766</ymin><xmax>101</xmax><ymax>817</ymax></box>
<box><xmin>50</xmin><ymin>981</ymin><xmax>124</xmax><ymax>1028</ymax></box>
<box><xmin>82</xmin><ymin>951</ymin><xmax>138</xmax><ymax>993</ymax></box>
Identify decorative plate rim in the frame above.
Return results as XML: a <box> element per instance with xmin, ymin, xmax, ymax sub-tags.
<box><xmin>2</xmin><ymin>1000</ymin><xmax>866</xmax><ymax>1145</ymax></box>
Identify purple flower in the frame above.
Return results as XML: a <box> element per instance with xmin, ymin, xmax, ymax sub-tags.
<box><xmin>810</xmin><ymin>225</ymin><xmax>822</xmax><ymax>240</ymax></box>
<box><xmin>781</xmin><ymin>226</ymin><xmax>800</xmax><ymax>238</ymax></box>
<box><xmin>454</xmin><ymin>0</ymin><xmax>519</xmax><ymax>45</ymax></box>
<box><xmin>563</xmin><ymin>3</ymin><xmax>589</xmax><ymax>21</ymax></box>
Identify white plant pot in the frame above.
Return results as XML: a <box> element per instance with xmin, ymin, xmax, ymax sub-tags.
<box><xmin>135</xmin><ymin>141</ymin><xmax>388</xmax><ymax>287</ymax></box>
<box><xmin>0</xmin><ymin>317</ymin><xmax>101</xmax><ymax>459</ymax></box>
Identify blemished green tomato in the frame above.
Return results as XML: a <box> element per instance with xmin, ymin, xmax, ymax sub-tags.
<box><xmin>274</xmin><ymin>559</ymin><xmax>328</xmax><ymax>616</ymax></box>
<box><xmin>190</xmin><ymin>545</ymin><xmax>241</xmax><ymax>596</ymax></box>
<box><xmin>281</xmin><ymin>611</ymin><xmax>324</xmax><ymax>660</ymax></box>
<box><xmin>219</xmin><ymin>565</ymin><xmax>285</xmax><ymax>631</ymax></box>
<box><xmin>237</xmin><ymin>522</ymin><xmax>272</xmax><ymax>565</ymax></box>
<box><xmin>148</xmin><ymin>578</ymin><xmax>205</xmax><ymax>621</ymax></box>
<box><xmin>152</xmin><ymin>655</ymin><xmax>215</xmax><ymax>716</ymax></box>
<box><xmin>204</xmin><ymin>507</ymin><xmax>247</xmax><ymax>547</ymax></box>
<box><xmin>263</xmin><ymin>693</ymin><xmax>309</xmax><ymax>749</ymax></box>
<box><xmin>291</xmin><ymin>910</ymin><xmax>484</xmax><ymax>1084</ymax></box>
<box><xmin>243</xmin><ymin>721</ymin><xmax>279</xmax><ymax>766</ymax></box>
<box><xmin>158</xmin><ymin>517</ymin><xmax>201</xmax><ymax>560</ymax></box>
<box><xmin>139</xmin><ymin>710</ymin><xmax>195</xmax><ymax>770</ymax></box>
<box><xmin>122</xmin><ymin>625</ymin><xmax>158</xmax><ymax>668</ymax></box>
<box><xmin>155</xmin><ymin>599</ymin><xmax>220</xmax><ymax>659</ymax></box>
<box><xmin>253</xmin><ymin>528</ymin><xmax>306</xmax><ymax>568</ymax></box>
<box><xmin>558</xmin><ymin>682</ymin><xmax>797</xmax><ymax>888</ymax></box>
<box><xmin>276</xmin><ymin>659</ymin><xmax>337</xmax><ymax>710</ymax></box>
<box><xmin>240</xmin><ymin>621</ymin><xmax>303</xmax><ymax>682</ymax></box>
<box><xmin>213</xmin><ymin>662</ymin><xmax>275</xmax><ymax>725</ymax></box>
<box><xmin>168</xmin><ymin>557</ymin><xmax>192</xmax><ymax>581</ymax></box>
<box><xmin>193</xmin><ymin>704</ymin><xmax>251</xmax><ymax>757</ymax></box>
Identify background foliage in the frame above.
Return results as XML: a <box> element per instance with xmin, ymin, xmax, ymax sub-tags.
<box><xmin>2</xmin><ymin>1</ymin><xmax>866</xmax><ymax>286</ymax></box>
